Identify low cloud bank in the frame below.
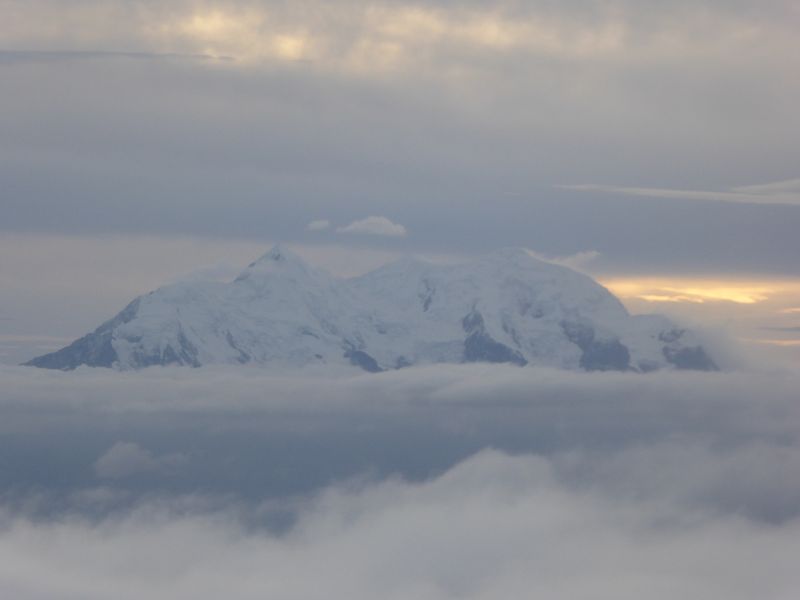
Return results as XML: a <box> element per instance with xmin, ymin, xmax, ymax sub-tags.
<box><xmin>1</xmin><ymin>364</ymin><xmax>799</xmax><ymax>513</ymax></box>
<box><xmin>1</xmin><ymin>449</ymin><xmax>800</xmax><ymax>599</ymax></box>
<box><xmin>94</xmin><ymin>441</ymin><xmax>188</xmax><ymax>480</ymax></box>
<box><xmin>1</xmin><ymin>364</ymin><xmax>800</xmax><ymax>597</ymax></box>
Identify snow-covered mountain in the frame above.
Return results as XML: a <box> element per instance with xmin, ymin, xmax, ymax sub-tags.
<box><xmin>26</xmin><ymin>246</ymin><xmax>716</xmax><ymax>372</ymax></box>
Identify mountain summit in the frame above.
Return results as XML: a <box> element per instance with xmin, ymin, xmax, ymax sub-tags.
<box><xmin>26</xmin><ymin>247</ymin><xmax>716</xmax><ymax>372</ymax></box>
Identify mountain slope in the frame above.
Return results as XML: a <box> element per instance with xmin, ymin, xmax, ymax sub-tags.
<box><xmin>25</xmin><ymin>246</ymin><xmax>716</xmax><ymax>372</ymax></box>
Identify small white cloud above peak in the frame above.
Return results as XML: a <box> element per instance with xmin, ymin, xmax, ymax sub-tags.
<box><xmin>306</xmin><ymin>219</ymin><xmax>330</xmax><ymax>232</ymax></box>
<box><xmin>337</xmin><ymin>216</ymin><xmax>407</xmax><ymax>237</ymax></box>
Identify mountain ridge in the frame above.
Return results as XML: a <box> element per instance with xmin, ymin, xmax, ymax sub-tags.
<box><xmin>25</xmin><ymin>246</ymin><xmax>717</xmax><ymax>373</ymax></box>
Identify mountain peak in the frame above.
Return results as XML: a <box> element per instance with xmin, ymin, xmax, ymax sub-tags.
<box><xmin>235</xmin><ymin>245</ymin><xmax>315</xmax><ymax>282</ymax></box>
<box><xmin>26</xmin><ymin>247</ymin><xmax>717</xmax><ymax>373</ymax></box>
<box><xmin>253</xmin><ymin>244</ymin><xmax>305</xmax><ymax>266</ymax></box>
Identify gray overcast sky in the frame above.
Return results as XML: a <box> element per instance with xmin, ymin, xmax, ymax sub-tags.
<box><xmin>2</xmin><ymin>0</ymin><xmax>800</xmax><ymax>362</ymax></box>
<box><xmin>2</xmin><ymin>0</ymin><xmax>800</xmax><ymax>272</ymax></box>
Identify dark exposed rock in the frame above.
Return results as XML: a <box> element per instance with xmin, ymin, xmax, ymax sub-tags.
<box><xmin>419</xmin><ymin>279</ymin><xmax>435</xmax><ymax>312</ymax></box>
<box><xmin>395</xmin><ymin>356</ymin><xmax>413</xmax><ymax>369</ymax></box>
<box><xmin>659</xmin><ymin>328</ymin><xmax>718</xmax><ymax>371</ymax></box>
<box><xmin>462</xmin><ymin>308</ymin><xmax>527</xmax><ymax>366</ymax></box>
<box><xmin>226</xmin><ymin>331</ymin><xmax>251</xmax><ymax>364</ymax></box>
<box><xmin>663</xmin><ymin>345</ymin><xmax>718</xmax><ymax>371</ymax></box>
<box><xmin>561</xmin><ymin>321</ymin><xmax>631</xmax><ymax>371</ymax></box>
<box><xmin>464</xmin><ymin>331</ymin><xmax>528</xmax><ymax>366</ymax></box>
<box><xmin>462</xmin><ymin>308</ymin><xmax>485</xmax><ymax>334</ymax></box>
<box><xmin>344</xmin><ymin>349</ymin><xmax>383</xmax><ymax>373</ymax></box>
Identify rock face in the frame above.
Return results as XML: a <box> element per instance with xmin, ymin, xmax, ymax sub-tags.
<box><xmin>25</xmin><ymin>246</ymin><xmax>717</xmax><ymax>372</ymax></box>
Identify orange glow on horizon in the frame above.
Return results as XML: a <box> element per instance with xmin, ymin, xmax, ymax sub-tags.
<box><xmin>743</xmin><ymin>339</ymin><xmax>800</xmax><ymax>347</ymax></box>
<box><xmin>599</xmin><ymin>277</ymin><xmax>800</xmax><ymax>306</ymax></box>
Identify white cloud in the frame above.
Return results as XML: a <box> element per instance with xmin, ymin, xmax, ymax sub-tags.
<box><xmin>0</xmin><ymin>363</ymin><xmax>799</xmax><ymax>596</ymax></box>
<box><xmin>3</xmin><ymin>448</ymin><xmax>800</xmax><ymax>599</ymax></box>
<box><xmin>733</xmin><ymin>178</ymin><xmax>800</xmax><ymax>195</ymax></box>
<box><xmin>561</xmin><ymin>179</ymin><xmax>800</xmax><ymax>207</ymax></box>
<box><xmin>306</xmin><ymin>219</ymin><xmax>330</xmax><ymax>231</ymax></box>
<box><xmin>336</xmin><ymin>216</ymin><xmax>408</xmax><ymax>237</ymax></box>
<box><xmin>94</xmin><ymin>441</ymin><xmax>187</xmax><ymax>479</ymax></box>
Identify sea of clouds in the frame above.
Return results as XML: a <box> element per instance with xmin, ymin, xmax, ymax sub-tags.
<box><xmin>2</xmin><ymin>363</ymin><xmax>800</xmax><ymax>598</ymax></box>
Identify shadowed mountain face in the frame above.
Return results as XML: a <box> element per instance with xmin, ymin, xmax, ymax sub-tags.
<box><xmin>26</xmin><ymin>246</ymin><xmax>716</xmax><ymax>373</ymax></box>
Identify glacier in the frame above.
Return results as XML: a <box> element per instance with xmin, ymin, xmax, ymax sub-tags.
<box><xmin>25</xmin><ymin>246</ymin><xmax>716</xmax><ymax>372</ymax></box>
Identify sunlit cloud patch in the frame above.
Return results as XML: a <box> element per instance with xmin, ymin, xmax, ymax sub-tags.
<box><xmin>601</xmin><ymin>278</ymin><xmax>783</xmax><ymax>305</ymax></box>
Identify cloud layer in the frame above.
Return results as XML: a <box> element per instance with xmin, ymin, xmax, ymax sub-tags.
<box><xmin>4</xmin><ymin>1</ymin><xmax>799</xmax><ymax>73</ymax></box>
<box><xmin>563</xmin><ymin>178</ymin><xmax>800</xmax><ymax>207</ymax></box>
<box><xmin>2</xmin><ymin>363</ymin><xmax>800</xmax><ymax>512</ymax></box>
<box><xmin>94</xmin><ymin>441</ymin><xmax>187</xmax><ymax>479</ymax></box>
<box><xmin>3</xmin><ymin>448</ymin><xmax>800</xmax><ymax>600</ymax></box>
<box><xmin>3</xmin><ymin>3</ymin><xmax>800</xmax><ymax>589</ymax></box>
<box><xmin>2</xmin><ymin>362</ymin><xmax>800</xmax><ymax>596</ymax></box>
